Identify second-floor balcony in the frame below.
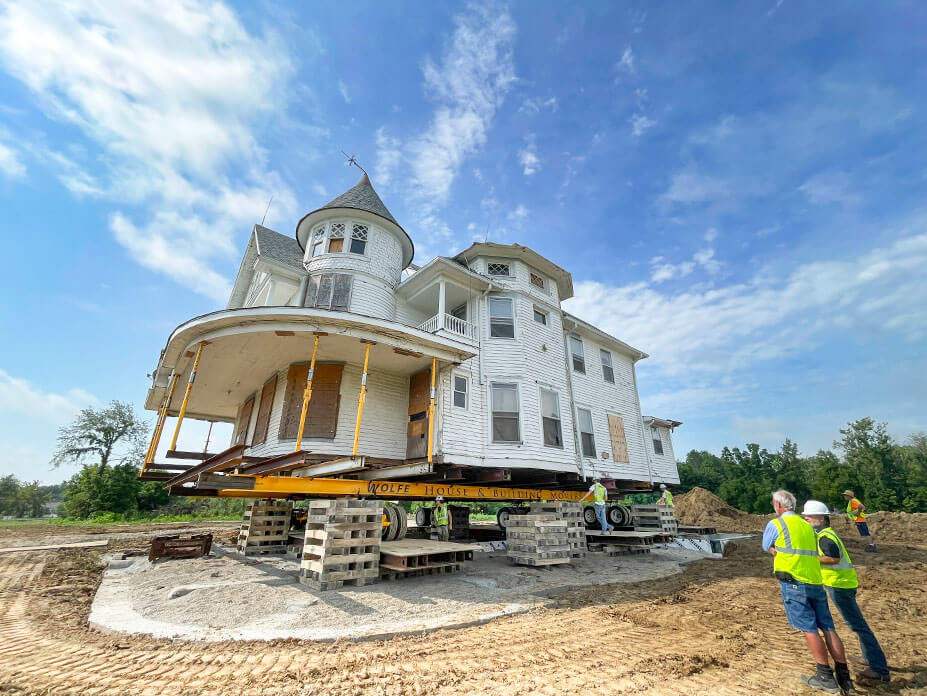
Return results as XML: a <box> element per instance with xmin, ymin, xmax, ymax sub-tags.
<box><xmin>418</xmin><ymin>312</ymin><xmax>477</xmax><ymax>340</ymax></box>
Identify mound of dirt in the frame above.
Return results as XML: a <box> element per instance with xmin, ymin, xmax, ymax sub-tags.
<box><xmin>834</xmin><ymin>510</ymin><xmax>927</xmax><ymax>545</ymax></box>
<box><xmin>674</xmin><ymin>487</ymin><xmax>771</xmax><ymax>533</ymax></box>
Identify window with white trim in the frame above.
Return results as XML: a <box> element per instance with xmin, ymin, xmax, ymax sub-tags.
<box><xmin>350</xmin><ymin>223</ymin><xmax>368</xmax><ymax>254</ymax></box>
<box><xmin>491</xmin><ymin>383</ymin><xmax>520</xmax><ymax>442</ymax></box>
<box><xmin>652</xmin><ymin>427</ymin><xmax>664</xmax><ymax>455</ymax></box>
<box><xmin>488</xmin><ymin>296</ymin><xmax>515</xmax><ymax>338</ymax></box>
<box><xmin>327</xmin><ymin>222</ymin><xmax>345</xmax><ymax>253</ymax></box>
<box><xmin>453</xmin><ymin>375</ymin><xmax>468</xmax><ymax>408</ymax></box>
<box><xmin>530</xmin><ymin>272</ymin><xmax>545</xmax><ymax>290</ymax></box>
<box><xmin>600</xmin><ymin>349</ymin><xmax>614</xmax><ymax>383</ymax></box>
<box><xmin>533</xmin><ymin>307</ymin><xmax>548</xmax><ymax>325</ymax></box>
<box><xmin>309</xmin><ymin>226</ymin><xmax>326</xmax><ymax>257</ymax></box>
<box><xmin>305</xmin><ymin>273</ymin><xmax>352</xmax><ymax>310</ymax></box>
<box><xmin>488</xmin><ymin>262</ymin><xmax>510</xmax><ymax>276</ymax></box>
<box><xmin>570</xmin><ymin>335</ymin><xmax>585</xmax><ymax>373</ymax></box>
<box><xmin>577</xmin><ymin>408</ymin><xmax>596</xmax><ymax>458</ymax></box>
<box><xmin>540</xmin><ymin>388</ymin><xmax>563</xmax><ymax>447</ymax></box>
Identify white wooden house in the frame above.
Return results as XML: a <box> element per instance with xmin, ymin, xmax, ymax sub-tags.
<box><xmin>144</xmin><ymin>173</ymin><xmax>681</xmax><ymax>491</ymax></box>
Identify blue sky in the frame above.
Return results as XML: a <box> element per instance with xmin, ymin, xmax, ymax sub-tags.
<box><xmin>0</xmin><ymin>0</ymin><xmax>925</xmax><ymax>484</ymax></box>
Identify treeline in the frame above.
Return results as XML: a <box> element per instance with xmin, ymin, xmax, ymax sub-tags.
<box><xmin>0</xmin><ymin>476</ymin><xmax>59</xmax><ymax>518</ymax></box>
<box><xmin>678</xmin><ymin>418</ymin><xmax>927</xmax><ymax>514</ymax></box>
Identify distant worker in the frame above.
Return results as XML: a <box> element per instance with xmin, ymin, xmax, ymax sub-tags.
<box><xmin>801</xmin><ymin>500</ymin><xmax>890</xmax><ymax>684</ymax></box>
<box><xmin>433</xmin><ymin>496</ymin><xmax>451</xmax><ymax>542</ymax></box>
<box><xmin>579</xmin><ymin>478</ymin><xmax>613</xmax><ymax>533</ymax></box>
<box><xmin>763</xmin><ymin>489</ymin><xmax>853</xmax><ymax>694</ymax></box>
<box><xmin>657</xmin><ymin>483</ymin><xmax>674</xmax><ymax>506</ymax></box>
<box><xmin>843</xmin><ymin>490</ymin><xmax>877</xmax><ymax>552</ymax></box>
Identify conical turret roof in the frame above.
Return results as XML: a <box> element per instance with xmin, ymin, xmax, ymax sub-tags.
<box><xmin>317</xmin><ymin>173</ymin><xmax>402</xmax><ymax>230</ymax></box>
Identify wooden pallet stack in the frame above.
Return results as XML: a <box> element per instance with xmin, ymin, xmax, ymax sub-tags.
<box><xmin>506</xmin><ymin>513</ymin><xmax>571</xmax><ymax>566</ymax></box>
<box><xmin>379</xmin><ymin>539</ymin><xmax>479</xmax><ymax>580</ymax></box>
<box><xmin>585</xmin><ymin>530</ymin><xmax>658</xmax><ymax>555</ymax></box>
<box><xmin>299</xmin><ymin>499</ymin><xmax>382</xmax><ymax>590</ymax></box>
<box><xmin>631</xmin><ymin>504</ymin><xmax>678</xmax><ymax>536</ymax></box>
<box><xmin>237</xmin><ymin>500</ymin><xmax>292</xmax><ymax>556</ymax></box>
<box><xmin>528</xmin><ymin>501</ymin><xmax>586</xmax><ymax>559</ymax></box>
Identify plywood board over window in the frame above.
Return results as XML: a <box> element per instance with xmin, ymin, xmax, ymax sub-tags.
<box><xmin>278</xmin><ymin>363</ymin><xmax>343</xmax><ymax>440</ymax></box>
<box><xmin>607</xmin><ymin>413</ymin><xmax>630</xmax><ymax>463</ymax></box>
<box><xmin>252</xmin><ymin>375</ymin><xmax>278</xmax><ymax>446</ymax></box>
<box><xmin>233</xmin><ymin>394</ymin><xmax>255</xmax><ymax>446</ymax></box>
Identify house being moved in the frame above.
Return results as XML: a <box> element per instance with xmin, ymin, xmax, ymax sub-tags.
<box><xmin>142</xmin><ymin>173</ymin><xmax>680</xmax><ymax>495</ymax></box>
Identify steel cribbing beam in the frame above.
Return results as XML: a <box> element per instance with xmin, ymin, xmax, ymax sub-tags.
<box><xmin>165</xmin><ymin>443</ymin><xmax>249</xmax><ymax>486</ymax></box>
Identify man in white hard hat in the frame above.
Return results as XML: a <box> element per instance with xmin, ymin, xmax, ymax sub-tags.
<box><xmin>802</xmin><ymin>499</ymin><xmax>889</xmax><ymax>685</ymax></box>
<box><xmin>657</xmin><ymin>484</ymin><xmax>674</xmax><ymax>506</ymax></box>
<box><xmin>433</xmin><ymin>496</ymin><xmax>451</xmax><ymax>542</ymax></box>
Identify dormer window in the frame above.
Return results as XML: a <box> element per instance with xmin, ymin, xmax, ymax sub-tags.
<box><xmin>488</xmin><ymin>262</ymin><xmax>510</xmax><ymax>276</ymax></box>
<box><xmin>327</xmin><ymin>222</ymin><xmax>345</xmax><ymax>253</ymax></box>
<box><xmin>350</xmin><ymin>224</ymin><xmax>368</xmax><ymax>254</ymax></box>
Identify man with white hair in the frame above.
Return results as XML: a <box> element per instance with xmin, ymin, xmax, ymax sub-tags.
<box><xmin>763</xmin><ymin>490</ymin><xmax>852</xmax><ymax>694</ymax></box>
<box><xmin>802</xmin><ymin>500</ymin><xmax>889</xmax><ymax>684</ymax></box>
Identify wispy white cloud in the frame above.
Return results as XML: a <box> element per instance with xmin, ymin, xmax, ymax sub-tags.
<box><xmin>0</xmin><ymin>140</ymin><xmax>25</xmax><ymax>178</ymax></box>
<box><xmin>518</xmin><ymin>136</ymin><xmax>540</xmax><ymax>176</ymax></box>
<box><xmin>518</xmin><ymin>96</ymin><xmax>558</xmax><ymax>116</ymax></box>
<box><xmin>374</xmin><ymin>126</ymin><xmax>401</xmax><ymax>187</ymax></box>
<box><xmin>650</xmin><ymin>256</ymin><xmax>695</xmax><ymax>283</ymax></box>
<box><xmin>0</xmin><ymin>369</ymin><xmax>98</xmax><ymax>425</ymax></box>
<box><xmin>409</xmin><ymin>3</ymin><xmax>516</xmax><ymax>206</ymax></box>
<box><xmin>616</xmin><ymin>45</ymin><xmax>635</xmax><ymax>76</ymax></box>
<box><xmin>337</xmin><ymin>79</ymin><xmax>351</xmax><ymax>104</ymax></box>
<box><xmin>660</xmin><ymin>168</ymin><xmax>732</xmax><ymax>205</ymax></box>
<box><xmin>704</xmin><ymin>228</ymin><xmax>719</xmax><ymax>242</ymax></box>
<box><xmin>0</xmin><ymin>0</ymin><xmax>301</xmax><ymax>302</ymax></box>
<box><xmin>568</xmin><ymin>229</ymin><xmax>927</xmax><ymax>377</ymax></box>
<box><xmin>508</xmin><ymin>204</ymin><xmax>529</xmax><ymax>221</ymax></box>
<box><xmin>629</xmin><ymin>113</ymin><xmax>655</xmax><ymax>137</ymax></box>
<box><xmin>799</xmin><ymin>170</ymin><xmax>860</xmax><ymax>207</ymax></box>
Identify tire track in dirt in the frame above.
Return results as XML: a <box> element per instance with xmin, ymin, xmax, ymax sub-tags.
<box><xmin>2</xmin><ymin>546</ymin><xmax>926</xmax><ymax>696</ymax></box>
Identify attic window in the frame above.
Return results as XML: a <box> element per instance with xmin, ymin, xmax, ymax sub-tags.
<box><xmin>530</xmin><ymin>272</ymin><xmax>545</xmax><ymax>290</ymax></box>
<box><xmin>350</xmin><ymin>224</ymin><xmax>368</xmax><ymax>254</ymax></box>
<box><xmin>488</xmin><ymin>262</ymin><xmax>510</xmax><ymax>277</ymax></box>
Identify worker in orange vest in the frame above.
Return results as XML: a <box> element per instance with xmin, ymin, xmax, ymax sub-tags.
<box><xmin>843</xmin><ymin>490</ymin><xmax>877</xmax><ymax>553</ymax></box>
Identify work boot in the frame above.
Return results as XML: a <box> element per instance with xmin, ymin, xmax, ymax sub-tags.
<box><xmin>857</xmin><ymin>667</ymin><xmax>890</xmax><ymax>682</ymax></box>
<box><xmin>864</xmin><ymin>544</ymin><xmax>877</xmax><ymax>552</ymax></box>
<box><xmin>834</xmin><ymin>662</ymin><xmax>857</xmax><ymax>694</ymax></box>
<box><xmin>801</xmin><ymin>664</ymin><xmax>841</xmax><ymax>694</ymax></box>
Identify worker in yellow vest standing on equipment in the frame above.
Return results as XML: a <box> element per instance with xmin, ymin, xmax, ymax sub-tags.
<box><xmin>843</xmin><ymin>490</ymin><xmax>877</xmax><ymax>553</ymax></box>
<box><xmin>763</xmin><ymin>490</ymin><xmax>852</xmax><ymax>694</ymax></box>
<box><xmin>657</xmin><ymin>483</ymin><xmax>674</xmax><ymax>506</ymax></box>
<box><xmin>433</xmin><ymin>496</ymin><xmax>451</xmax><ymax>542</ymax></box>
<box><xmin>579</xmin><ymin>478</ymin><xmax>613</xmax><ymax>533</ymax></box>
<box><xmin>802</xmin><ymin>500</ymin><xmax>890</xmax><ymax>684</ymax></box>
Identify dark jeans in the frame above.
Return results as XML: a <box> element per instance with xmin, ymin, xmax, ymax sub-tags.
<box><xmin>826</xmin><ymin>586</ymin><xmax>889</xmax><ymax>677</ymax></box>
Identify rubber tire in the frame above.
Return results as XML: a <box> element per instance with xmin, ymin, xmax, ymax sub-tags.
<box><xmin>583</xmin><ymin>505</ymin><xmax>598</xmax><ymax>527</ymax></box>
<box><xmin>396</xmin><ymin>505</ymin><xmax>408</xmax><ymax>540</ymax></box>
<box><xmin>497</xmin><ymin>506</ymin><xmax>512</xmax><ymax>529</ymax></box>
<box><xmin>415</xmin><ymin>507</ymin><xmax>430</xmax><ymax>529</ymax></box>
<box><xmin>383</xmin><ymin>504</ymin><xmax>398</xmax><ymax>542</ymax></box>
<box><xmin>617</xmin><ymin>504</ymin><xmax>631</xmax><ymax>527</ymax></box>
<box><xmin>607</xmin><ymin>506</ymin><xmax>624</xmax><ymax>527</ymax></box>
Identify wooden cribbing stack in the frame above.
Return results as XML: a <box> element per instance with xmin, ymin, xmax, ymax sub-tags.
<box><xmin>529</xmin><ymin>501</ymin><xmax>586</xmax><ymax>559</ymax></box>
<box><xmin>630</xmin><ymin>504</ymin><xmax>678</xmax><ymax>536</ymax></box>
<box><xmin>299</xmin><ymin>499</ymin><xmax>382</xmax><ymax>590</ymax></box>
<box><xmin>506</xmin><ymin>513</ymin><xmax>571</xmax><ymax>566</ymax></box>
<box><xmin>237</xmin><ymin>500</ymin><xmax>292</xmax><ymax>556</ymax></box>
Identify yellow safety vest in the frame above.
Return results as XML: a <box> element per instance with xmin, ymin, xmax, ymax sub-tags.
<box><xmin>434</xmin><ymin>503</ymin><xmax>449</xmax><ymax>526</ymax></box>
<box><xmin>772</xmin><ymin>514</ymin><xmax>822</xmax><ymax>585</ymax></box>
<box><xmin>846</xmin><ymin>498</ymin><xmax>866</xmax><ymax>523</ymax></box>
<box><xmin>664</xmin><ymin>491</ymin><xmax>674</xmax><ymax>506</ymax></box>
<box><xmin>593</xmin><ymin>483</ymin><xmax>607</xmax><ymax>503</ymax></box>
<box><xmin>817</xmin><ymin>527</ymin><xmax>858</xmax><ymax>589</ymax></box>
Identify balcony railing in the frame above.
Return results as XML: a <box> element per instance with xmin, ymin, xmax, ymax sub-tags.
<box><xmin>417</xmin><ymin>313</ymin><xmax>477</xmax><ymax>341</ymax></box>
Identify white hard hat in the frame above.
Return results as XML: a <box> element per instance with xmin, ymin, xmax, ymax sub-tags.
<box><xmin>659</xmin><ymin>484</ymin><xmax>667</xmax><ymax>489</ymax></box>
<box><xmin>801</xmin><ymin>500</ymin><xmax>830</xmax><ymax>516</ymax></box>
<box><xmin>435</xmin><ymin>496</ymin><xmax>444</xmax><ymax>502</ymax></box>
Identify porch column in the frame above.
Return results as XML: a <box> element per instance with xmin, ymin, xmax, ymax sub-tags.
<box><xmin>438</xmin><ymin>279</ymin><xmax>446</xmax><ymax>330</ymax></box>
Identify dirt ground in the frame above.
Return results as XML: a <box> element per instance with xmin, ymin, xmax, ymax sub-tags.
<box><xmin>1</xmin><ymin>523</ymin><xmax>926</xmax><ymax>695</ymax></box>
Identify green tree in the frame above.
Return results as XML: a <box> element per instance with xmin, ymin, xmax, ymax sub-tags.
<box><xmin>899</xmin><ymin>434</ymin><xmax>927</xmax><ymax>512</ymax></box>
<box><xmin>51</xmin><ymin>401</ymin><xmax>147</xmax><ymax>477</ymax></box>
<box><xmin>16</xmin><ymin>482</ymin><xmax>50</xmax><ymax>518</ymax></box>
<box><xmin>834</xmin><ymin>418</ymin><xmax>905</xmax><ymax>511</ymax></box>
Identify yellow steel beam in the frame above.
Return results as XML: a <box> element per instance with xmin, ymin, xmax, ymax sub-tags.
<box><xmin>427</xmin><ymin>356</ymin><xmax>436</xmax><ymax>463</ymax></box>
<box><xmin>143</xmin><ymin>371</ymin><xmax>181</xmax><ymax>471</ymax></box>
<box><xmin>210</xmin><ymin>474</ymin><xmax>589</xmax><ymax>503</ymax></box>
<box><xmin>169</xmin><ymin>342</ymin><xmax>205</xmax><ymax>451</ymax></box>
<box><xmin>294</xmin><ymin>335</ymin><xmax>321</xmax><ymax>452</ymax></box>
<box><xmin>351</xmin><ymin>341</ymin><xmax>372</xmax><ymax>458</ymax></box>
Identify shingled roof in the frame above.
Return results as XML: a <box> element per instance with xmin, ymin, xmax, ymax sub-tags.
<box><xmin>316</xmin><ymin>173</ymin><xmax>403</xmax><ymax>231</ymax></box>
<box><xmin>253</xmin><ymin>224</ymin><xmax>304</xmax><ymax>271</ymax></box>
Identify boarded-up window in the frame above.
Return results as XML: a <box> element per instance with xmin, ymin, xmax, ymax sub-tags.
<box><xmin>608</xmin><ymin>413</ymin><xmax>630</xmax><ymax>463</ymax></box>
<box><xmin>327</xmin><ymin>237</ymin><xmax>343</xmax><ymax>253</ymax></box>
<box><xmin>305</xmin><ymin>273</ymin><xmax>352</xmax><ymax>310</ymax></box>
<box><xmin>252</xmin><ymin>375</ymin><xmax>277</xmax><ymax>446</ymax></box>
<box><xmin>234</xmin><ymin>395</ymin><xmax>255</xmax><ymax>446</ymax></box>
<box><xmin>278</xmin><ymin>364</ymin><xmax>308</xmax><ymax>440</ymax></box>
<box><xmin>298</xmin><ymin>364</ymin><xmax>343</xmax><ymax>439</ymax></box>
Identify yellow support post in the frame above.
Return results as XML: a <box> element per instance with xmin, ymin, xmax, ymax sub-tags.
<box><xmin>351</xmin><ymin>341</ymin><xmax>372</xmax><ymax>458</ymax></box>
<box><xmin>294</xmin><ymin>335</ymin><xmax>321</xmax><ymax>452</ymax></box>
<box><xmin>143</xmin><ymin>371</ymin><xmax>180</xmax><ymax>470</ymax></box>
<box><xmin>169</xmin><ymin>342</ymin><xmax>205</xmax><ymax>452</ymax></box>
<box><xmin>427</xmin><ymin>356</ymin><xmax>437</xmax><ymax>463</ymax></box>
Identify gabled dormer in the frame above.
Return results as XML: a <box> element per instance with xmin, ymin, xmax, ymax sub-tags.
<box><xmin>227</xmin><ymin>224</ymin><xmax>306</xmax><ymax>309</ymax></box>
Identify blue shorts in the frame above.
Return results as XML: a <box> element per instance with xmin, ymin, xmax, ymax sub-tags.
<box><xmin>779</xmin><ymin>581</ymin><xmax>836</xmax><ymax>634</ymax></box>
<box><xmin>855</xmin><ymin>522</ymin><xmax>870</xmax><ymax>537</ymax></box>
